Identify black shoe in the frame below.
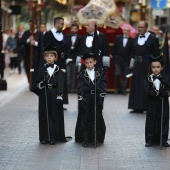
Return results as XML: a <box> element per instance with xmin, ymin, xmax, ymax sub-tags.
<box><xmin>82</xmin><ymin>141</ymin><xmax>88</xmax><ymax>147</ymax></box>
<box><xmin>163</xmin><ymin>142</ymin><xmax>170</xmax><ymax>147</ymax></box>
<box><xmin>130</xmin><ymin>109</ymin><xmax>143</xmax><ymax>113</ymax></box>
<box><xmin>49</xmin><ymin>140</ymin><xmax>56</xmax><ymax>145</ymax></box>
<box><xmin>145</xmin><ymin>141</ymin><xmax>152</xmax><ymax>147</ymax></box>
<box><xmin>63</xmin><ymin>108</ymin><xmax>67</xmax><ymax>110</ymax></box>
<box><xmin>40</xmin><ymin>140</ymin><xmax>49</xmax><ymax>144</ymax></box>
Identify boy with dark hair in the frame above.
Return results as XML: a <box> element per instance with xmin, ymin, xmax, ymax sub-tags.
<box><xmin>75</xmin><ymin>52</ymin><xmax>107</xmax><ymax>147</ymax></box>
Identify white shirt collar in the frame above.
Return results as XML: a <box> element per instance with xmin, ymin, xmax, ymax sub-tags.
<box><xmin>51</xmin><ymin>27</ymin><xmax>63</xmax><ymax>41</ymax></box>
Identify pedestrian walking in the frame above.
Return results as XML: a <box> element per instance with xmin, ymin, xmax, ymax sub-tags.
<box><xmin>144</xmin><ymin>56</ymin><xmax>170</xmax><ymax>147</ymax></box>
<box><xmin>5</xmin><ymin>29</ymin><xmax>18</xmax><ymax>74</ymax></box>
<box><xmin>15</xmin><ymin>25</ymin><xmax>25</xmax><ymax>74</ymax></box>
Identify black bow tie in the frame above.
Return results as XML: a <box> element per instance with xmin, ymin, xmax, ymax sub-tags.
<box><xmin>56</xmin><ymin>30</ymin><xmax>61</xmax><ymax>34</ymax></box>
<box><xmin>152</xmin><ymin>75</ymin><xmax>161</xmax><ymax>81</ymax></box>
<box><xmin>140</xmin><ymin>35</ymin><xmax>145</xmax><ymax>38</ymax></box>
<box><xmin>123</xmin><ymin>36</ymin><xmax>128</xmax><ymax>39</ymax></box>
<box><xmin>87</xmin><ymin>34</ymin><xmax>93</xmax><ymax>37</ymax></box>
<box><xmin>45</xmin><ymin>63</ymin><xmax>54</xmax><ymax>68</ymax></box>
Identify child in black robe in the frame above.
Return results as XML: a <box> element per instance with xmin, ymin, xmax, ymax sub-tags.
<box><xmin>36</xmin><ymin>45</ymin><xmax>67</xmax><ymax>145</ymax></box>
<box><xmin>75</xmin><ymin>52</ymin><xmax>107</xmax><ymax>147</ymax></box>
<box><xmin>144</xmin><ymin>56</ymin><xmax>170</xmax><ymax>147</ymax></box>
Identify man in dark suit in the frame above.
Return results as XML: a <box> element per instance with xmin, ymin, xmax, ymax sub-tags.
<box><xmin>15</xmin><ymin>25</ymin><xmax>25</xmax><ymax>74</ymax></box>
<box><xmin>113</xmin><ymin>26</ymin><xmax>134</xmax><ymax>95</ymax></box>
<box><xmin>79</xmin><ymin>19</ymin><xmax>110</xmax><ymax>70</ymax></box>
<box><xmin>22</xmin><ymin>20</ymin><xmax>43</xmax><ymax>90</ymax></box>
<box><xmin>43</xmin><ymin>17</ymin><xmax>68</xmax><ymax>105</ymax></box>
<box><xmin>65</xmin><ymin>22</ymin><xmax>81</xmax><ymax>92</ymax></box>
<box><xmin>128</xmin><ymin>20</ymin><xmax>160</xmax><ymax>113</ymax></box>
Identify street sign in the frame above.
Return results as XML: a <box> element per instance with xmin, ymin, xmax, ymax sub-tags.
<box><xmin>150</xmin><ymin>0</ymin><xmax>167</xmax><ymax>9</ymax></box>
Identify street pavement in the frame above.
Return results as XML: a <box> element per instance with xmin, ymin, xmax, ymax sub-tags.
<box><xmin>1</xmin><ymin>71</ymin><xmax>170</xmax><ymax>170</ymax></box>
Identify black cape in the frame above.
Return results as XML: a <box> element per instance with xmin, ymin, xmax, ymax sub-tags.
<box><xmin>75</xmin><ymin>69</ymin><xmax>106</xmax><ymax>143</ymax></box>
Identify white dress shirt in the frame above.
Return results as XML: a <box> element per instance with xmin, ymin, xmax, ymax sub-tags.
<box><xmin>51</xmin><ymin>27</ymin><xmax>63</xmax><ymax>41</ymax></box>
<box><xmin>46</xmin><ymin>64</ymin><xmax>57</xmax><ymax>77</ymax></box>
<box><xmin>86</xmin><ymin>68</ymin><xmax>95</xmax><ymax>82</ymax></box>
<box><xmin>150</xmin><ymin>74</ymin><xmax>161</xmax><ymax>91</ymax></box>
<box><xmin>137</xmin><ymin>32</ymin><xmax>150</xmax><ymax>46</ymax></box>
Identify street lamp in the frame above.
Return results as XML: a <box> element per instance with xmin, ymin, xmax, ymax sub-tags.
<box><xmin>0</xmin><ymin>0</ymin><xmax>7</xmax><ymax>90</ymax></box>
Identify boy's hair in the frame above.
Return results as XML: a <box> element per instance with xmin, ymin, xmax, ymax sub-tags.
<box><xmin>54</xmin><ymin>17</ymin><xmax>64</xmax><ymax>25</ymax></box>
<box><xmin>83</xmin><ymin>52</ymin><xmax>96</xmax><ymax>61</ymax></box>
<box><xmin>44</xmin><ymin>51</ymin><xmax>58</xmax><ymax>58</ymax></box>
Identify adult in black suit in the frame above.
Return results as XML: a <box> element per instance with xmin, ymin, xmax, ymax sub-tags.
<box><xmin>128</xmin><ymin>21</ymin><xmax>160</xmax><ymax>113</ymax></box>
<box><xmin>79</xmin><ymin>19</ymin><xmax>110</xmax><ymax>70</ymax></box>
<box><xmin>22</xmin><ymin>20</ymin><xmax>44</xmax><ymax>91</ymax></box>
<box><xmin>113</xmin><ymin>26</ymin><xmax>134</xmax><ymax>95</ymax></box>
<box><xmin>15</xmin><ymin>25</ymin><xmax>25</xmax><ymax>74</ymax></box>
<box><xmin>65</xmin><ymin>22</ymin><xmax>82</xmax><ymax>92</ymax></box>
<box><xmin>43</xmin><ymin>17</ymin><xmax>68</xmax><ymax>105</ymax></box>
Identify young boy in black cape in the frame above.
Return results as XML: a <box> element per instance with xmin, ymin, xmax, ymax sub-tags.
<box><xmin>36</xmin><ymin>45</ymin><xmax>69</xmax><ymax>145</ymax></box>
<box><xmin>144</xmin><ymin>56</ymin><xmax>170</xmax><ymax>147</ymax></box>
<box><xmin>75</xmin><ymin>52</ymin><xmax>107</xmax><ymax>147</ymax></box>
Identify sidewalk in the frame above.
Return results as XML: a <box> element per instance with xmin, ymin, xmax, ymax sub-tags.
<box><xmin>0</xmin><ymin>72</ymin><xmax>170</xmax><ymax>170</ymax></box>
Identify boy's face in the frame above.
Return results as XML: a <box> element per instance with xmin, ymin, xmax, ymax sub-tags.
<box><xmin>44</xmin><ymin>53</ymin><xmax>56</xmax><ymax>64</ymax></box>
<box><xmin>84</xmin><ymin>58</ymin><xmax>96</xmax><ymax>70</ymax></box>
<box><xmin>151</xmin><ymin>61</ymin><xmax>163</xmax><ymax>75</ymax></box>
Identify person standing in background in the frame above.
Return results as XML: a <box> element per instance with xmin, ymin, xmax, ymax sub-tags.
<box><xmin>65</xmin><ymin>22</ymin><xmax>82</xmax><ymax>93</ymax></box>
<box><xmin>40</xmin><ymin>23</ymin><xmax>47</xmax><ymax>35</ymax></box>
<box><xmin>128</xmin><ymin>20</ymin><xmax>160</xmax><ymax>113</ymax></box>
<box><xmin>152</xmin><ymin>25</ymin><xmax>164</xmax><ymax>54</ymax></box>
<box><xmin>15</xmin><ymin>25</ymin><xmax>25</xmax><ymax>74</ymax></box>
<box><xmin>112</xmin><ymin>26</ymin><xmax>134</xmax><ymax>95</ymax></box>
<box><xmin>79</xmin><ymin>19</ymin><xmax>110</xmax><ymax>70</ymax></box>
<box><xmin>43</xmin><ymin>17</ymin><xmax>68</xmax><ymax>108</ymax></box>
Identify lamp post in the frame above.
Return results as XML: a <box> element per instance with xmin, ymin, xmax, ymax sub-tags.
<box><xmin>0</xmin><ymin>0</ymin><xmax>7</xmax><ymax>90</ymax></box>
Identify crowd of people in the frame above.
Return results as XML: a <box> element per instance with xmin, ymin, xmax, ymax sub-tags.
<box><xmin>2</xmin><ymin>18</ymin><xmax>170</xmax><ymax>148</ymax></box>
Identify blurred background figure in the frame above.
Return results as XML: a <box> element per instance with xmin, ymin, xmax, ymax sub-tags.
<box><xmin>22</xmin><ymin>19</ymin><xmax>43</xmax><ymax>83</ymax></box>
<box><xmin>112</xmin><ymin>26</ymin><xmax>134</xmax><ymax>95</ymax></box>
<box><xmin>152</xmin><ymin>25</ymin><xmax>164</xmax><ymax>54</ymax></box>
<box><xmin>3</xmin><ymin>29</ymin><xmax>10</xmax><ymax>68</ymax></box>
<box><xmin>15</xmin><ymin>25</ymin><xmax>25</xmax><ymax>74</ymax></box>
<box><xmin>65</xmin><ymin>22</ymin><xmax>82</xmax><ymax>93</ymax></box>
<box><xmin>5</xmin><ymin>29</ymin><xmax>18</xmax><ymax>74</ymax></box>
<box><xmin>78</xmin><ymin>19</ymin><xmax>110</xmax><ymax>70</ymax></box>
<box><xmin>40</xmin><ymin>23</ymin><xmax>47</xmax><ymax>35</ymax></box>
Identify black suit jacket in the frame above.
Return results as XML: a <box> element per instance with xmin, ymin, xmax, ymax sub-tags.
<box><xmin>79</xmin><ymin>32</ymin><xmax>109</xmax><ymax>69</ymax></box>
<box><xmin>113</xmin><ymin>35</ymin><xmax>134</xmax><ymax>65</ymax></box>
<box><xmin>134</xmin><ymin>33</ymin><xmax>160</xmax><ymax>57</ymax></box>
<box><xmin>65</xmin><ymin>34</ymin><xmax>82</xmax><ymax>63</ymax></box>
<box><xmin>15</xmin><ymin>32</ymin><xmax>25</xmax><ymax>54</ymax></box>
<box><xmin>43</xmin><ymin>30</ymin><xmax>66</xmax><ymax>69</ymax></box>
